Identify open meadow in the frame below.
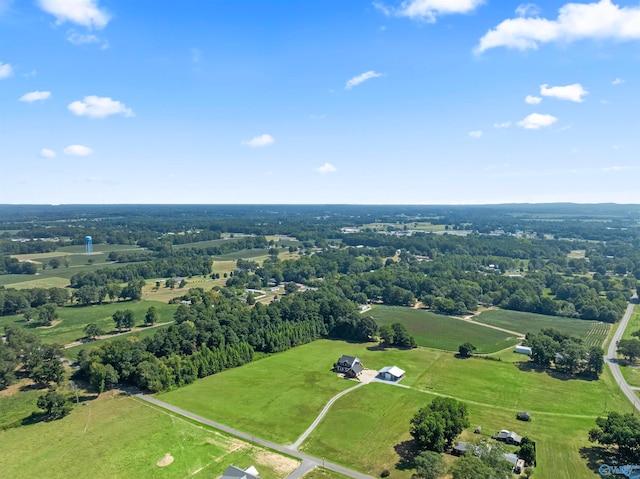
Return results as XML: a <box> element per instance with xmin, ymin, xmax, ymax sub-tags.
<box><xmin>474</xmin><ymin>309</ymin><xmax>610</xmax><ymax>347</ymax></box>
<box><xmin>369</xmin><ymin>305</ymin><xmax>519</xmax><ymax>353</ymax></box>
<box><xmin>0</xmin><ymin>300</ymin><xmax>178</xmax><ymax>346</ymax></box>
<box><xmin>158</xmin><ymin>339</ymin><xmax>631</xmax><ymax>478</ymax></box>
<box><xmin>0</xmin><ymin>388</ymin><xmax>299</xmax><ymax>479</ymax></box>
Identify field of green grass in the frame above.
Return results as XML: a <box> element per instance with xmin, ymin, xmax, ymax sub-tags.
<box><xmin>302</xmin><ymin>468</ymin><xmax>351</xmax><ymax>479</ymax></box>
<box><xmin>0</xmin><ymin>300</ymin><xmax>178</xmax><ymax>346</ymax></box>
<box><xmin>475</xmin><ymin>309</ymin><xmax>610</xmax><ymax>347</ymax></box>
<box><xmin>157</xmin><ymin>345</ymin><xmax>355</xmax><ymax>444</ymax></box>
<box><xmin>212</xmin><ymin>248</ymin><xmax>271</xmax><ymax>260</ymax></box>
<box><xmin>0</xmin><ymin>390</ymin><xmax>299</xmax><ymax>479</ymax></box>
<box><xmin>159</xmin><ymin>339</ymin><xmax>631</xmax><ymax>479</ymax></box>
<box><xmin>369</xmin><ymin>305</ymin><xmax>518</xmax><ymax>353</ymax></box>
<box><xmin>64</xmin><ymin>322</ymin><xmax>174</xmax><ymax>359</ymax></box>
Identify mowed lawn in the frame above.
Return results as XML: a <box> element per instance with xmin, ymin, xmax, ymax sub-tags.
<box><xmin>0</xmin><ymin>391</ymin><xmax>299</xmax><ymax>479</ymax></box>
<box><xmin>158</xmin><ymin>339</ymin><xmax>631</xmax><ymax>478</ymax></box>
<box><xmin>0</xmin><ymin>300</ymin><xmax>178</xmax><ymax>346</ymax></box>
<box><xmin>369</xmin><ymin>305</ymin><xmax>518</xmax><ymax>353</ymax></box>
<box><xmin>157</xmin><ymin>343</ymin><xmax>356</xmax><ymax>444</ymax></box>
<box><xmin>475</xmin><ymin>309</ymin><xmax>610</xmax><ymax>347</ymax></box>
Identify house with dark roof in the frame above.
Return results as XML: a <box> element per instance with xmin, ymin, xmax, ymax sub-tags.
<box><xmin>335</xmin><ymin>355</ymin><xmax>363</xmax><ymax>378</ymax></box>
<box><xmin>219</xmin><ymin>465</ymin><xmax>260</xmax><ymax>479</ymax></box>
<box><xmin>495</xmin><ymin>429</ymin><xmax>523</xmax><ymax>445</ymax></box>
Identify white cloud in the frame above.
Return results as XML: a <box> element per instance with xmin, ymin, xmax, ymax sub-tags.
<box><xmin>468</xmin><ymin>130</ymin><xmax>483</xmax><ymax>138</ymax></box>
<box><xmin>525</xmin><ymin>95</ymin><xmax>542</xmax><ymax>104</ymax></box>
<box><xmin>602</xmin><ymin>165</ymin><xmax>629</xmax><ymax>172</ymax></box>
<box><xmin>245</xmin><ymin>134</ymin><xmax>275</xmax><ymax>148</ymax></box>
<box><xmin>38</xmin><ymin>0</ymin><xmax>110</xmax><ymax>29</ymax></box>
<box><xmin>66</xmin><ymin>30</ymin><xmax>99</xmax><ymax>45</ymax></box>
<box><xmin>517</xmin><ymin>113</ymin><xmax>558</xmax><ymax>129</ymax></box>
<box><xmin>377</xmin><ymin>0</ymin><xmax>484</xmax><ymax>22</ymax></box>
<box><xmin>540</xmin><ymin>83</ymin><xmax>588</xmax><ymax>102</ymax></box>
<box><xmin>20</xmin><ymin>91</ymin><xmax>51</xmax><ymax>103</ymax></box>
<box><xmin>494</xmin><ymin>121</ymin><xmax>511</xmax><ymax>128</ymax></box>
<box><xmin>476</xmin><ymin>0</ymin><xmax>640</xmax><ymax>53</ymax></box>
<box><xmin>40</xmin><ymin>148</ymin><xmax>56</xmax><ymax>158</ymax></box>
<box><xmin>0</xmin><ymin>62</ymin><xmax>13</xmax><ymax>79</ymax></box>
<box><xmin>315</xmin><ymin>162</ymin><xmax>337</xmax><ymax>174</ymax></box>
<box><xmin>515</xmin><ymin>3</ymin><xmax>541</xmax><ymax>17</ymax></box>
<box><xmin>190</xmin><ymin>48</ymin><xmax>202</xmax><ymax>64</ymax></box>
<box><xmin>345</xmin><ymin>71</ymin><xmax>382</xmax><ymax>89</ymax></box>
<box><xmin>64</xmin><ymin>144</ymin><xmax>94</xmax><ymax>156</ymax></box>
<box><xmin>68</xmin><ymin>95</ymin><xmax>134</xmax><ymax>118</ymax></box>
<box><xmin>612</xmin><ymin>77</ymin><xmax>624</xmax><ymax>85</ymax></box>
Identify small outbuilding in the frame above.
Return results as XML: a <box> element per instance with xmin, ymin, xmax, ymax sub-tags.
<box><xmin>517</xmin><ymin>411</ymin><xmax>531</xmax><ymax>422</ymax></box>
<box><xmin>495</xmin><ymin>429</ymin><xmax>523</xmax><ymax>446</ymax></box>
<box><xmin>378</xmin><ymin>366</ymin><xmax>406</xmax><ymax>382</ymax></box>
<box><xmin>452</xmin><ymin>441</ymin><xmax>469</xmax><ymax>456</ymax></box>
<box><xmin>515</xmin><ymin>345</ymin><xmax>532</xmax><ymax>355</ymax></box>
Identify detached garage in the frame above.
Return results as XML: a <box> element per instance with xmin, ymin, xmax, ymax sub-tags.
<box><xmin>515</xmin><ymin>345</ymin><xmax>532</xmax><ymax>355</ymax></box>
<box><xmin>378</xmin><ymin>366</ymin><xmax>405</xmax><ymax>382</ymax></box>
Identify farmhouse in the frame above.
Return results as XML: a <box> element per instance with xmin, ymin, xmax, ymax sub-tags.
<box><xmin>515</xmin><ymin>345</ymin><xmax>532</xmax><ymax>355</ymax></box>
<box><xmin>335</xmin><ymin>355</ymin><xmax>363</xmax><ymax>378</ymax></box>
<box><xmin>495</xmin><ymin>429</ymin><xmax>522</xmax><ymax>445</ymax></box>
<box><xmin>220</xmin><ymin>465</ymin><xmax>260</xmax><ymax>479</ymax></box>
<box><xmin>378</xmin><ymin>366</ymin><xmax>405</xmax><ymax>382</ymax></box>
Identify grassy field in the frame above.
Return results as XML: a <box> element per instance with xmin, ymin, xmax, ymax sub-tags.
<box><xmin>157</xmin><ymin>345</ymin><xmax>355</xmax><ymax>444</ymax></box>
<box><xmin>474</xmin><ymin>309</ymin><xmax>610</xmax><ymax>347</ymax></box>
<box><xmin>369</xmin><ymin>305</ymin><xmax>519</xmax><ymax>353</ymax></box>
<box><xmin>0</xmin><ymin>300</ymin><xmax>178</xmax><ymax>346</ymax></box>
<box><xmin>159</xmin><ymin>339</ymin><xmax>631</xmax><ymax>478</ymax></box>
<box><xmin>302</xmin><ymin>468</ymin><xmax>351</xmax><ymax>479</ymax></box>
<box><xmin>0</xmin><ymin>389</ymin><xmax>300</xmax><ymax>479</ymax></box>
<box><xmin>64</xmin><ymin>322</ymin><xmax>174</xmax><ymax>359</ymax></box>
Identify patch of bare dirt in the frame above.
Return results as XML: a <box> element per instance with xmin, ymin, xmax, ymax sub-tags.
<box><xmin>36</xmin><ymin>320</ymin><xmax>61</xmax><ymax>329</ymax></box>
<box><xmin>208</xmin><ymin>435</ymin><xmax>247</xmax><ymax>460</ymax></box>
<box><xmin>254</xmin><ymin>450</ymin><xmax>299</xmax><ymax>475</ymax></box>
<box><xmin>157</xmin><ymin>453</ymin><xmax>174</xmax><ymax>467</ymax></box>
<box><xmin>0</xmin><ymin>379</ymin><xmax>34</xmax><ymax>398</ymax></box>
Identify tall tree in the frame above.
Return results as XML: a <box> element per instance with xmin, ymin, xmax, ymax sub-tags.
<box><xmin>145</xmin><ymin>306</ymin><xmax>159</xmax><ymax>326</ymax></box>
<box><xmin>37</xmin><ymin>391</ymin><xmax>72</xmax><ymax>420</ymax></box>
<box><xmin>412</xmin><ymin>451</ymin><xmax>446</xmax><ymax>479</ymax></box>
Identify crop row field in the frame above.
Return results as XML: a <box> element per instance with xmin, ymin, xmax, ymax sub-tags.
<box><xmin>0</xmin><ymin>387</ymin><xmax>300</xmax><ymax>479</ymax></box>
<box><xmin>158</xmin><ymin>339</ymin><xmax>630</xmax><ymax>478</ymax></box>
<box><xmin>474</xmin><ymin>309</ymin><xmax>610</xmax><ymax>346</ymax></box>
<box><xmin>369</xmin><ymin>305</ymin><xmax>519</xmax><ymax>353</ymax></box>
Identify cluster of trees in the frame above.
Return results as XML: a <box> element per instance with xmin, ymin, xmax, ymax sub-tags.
<box><xmin>69</xmin><ymin>254</ymin><xmax>211</xmax><ymax>289</ymax></box>
<box><xmin>1</xmin><ymin>256</ymin><xmax>38</xmax><ymax>275</ymax></box>
<box><xmin>410</xmin><ymin>397</ymin><xmax>470</xmax><ymax>453</ymax></box>
<box><xmin>589</xmin><ymin>412</ymin><xmax>640</xmax><ymax>461</ymax></box>
<box><xmin>526</xmin><ymin>328</ymin><xmax>604</xmax><ymax>377</ymax></box>
<box><xmin>0</xmin><ymin>286</ymin><xmax>69</xmax><ymax>316</ymax></box>
<box><xmin>0</xmin><ymin>326</ymin><xmax>65</xmax><ymax>389</ymax></box>
<box><xmin>78</xmin><ymin>286</ymin><xmax>378</xmax><ymax>393</ymax></box>
<box><xmin>379</xmin><ymin>322</ymin><xmax>417</xmax><ymax>348</ymax></box>
<box><xmin>72</xmin><ymin>280</ymin><xmax>144</xmax><ymax>306</ymax></box>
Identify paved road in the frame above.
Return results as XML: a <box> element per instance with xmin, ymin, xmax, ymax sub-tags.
<box><xmin>606</xmin><ymin>296</ymin><xmax>639</xmax><ymax>412</ymax></box>
<box><xmin>135</xmin><ymin>393</ymin><xmax>375</xmax><ymax>479</ymax></box>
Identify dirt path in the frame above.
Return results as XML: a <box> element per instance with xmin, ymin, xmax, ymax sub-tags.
<box><xmin>449</xmin><ymin>315</ymin><xmax>525</xmax><ymax>337</ymax></box>
<box><xmin>64</xmin><ymin>321</ymin><xmax>174</xmax><ymax>349</ymax></box>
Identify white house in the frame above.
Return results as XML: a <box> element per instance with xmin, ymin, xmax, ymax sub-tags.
<box><xmin>378</xmin><ymin>366</ymin><xmax>405</xmax><ymax>381</ymax></box>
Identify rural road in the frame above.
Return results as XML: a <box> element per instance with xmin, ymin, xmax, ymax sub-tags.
<box><xmin>134</xmin><ymin>393</ymin><xmax>375</xmax><ymax>479</ymax></box>
<box><xmin>606</xmin><ymin>296</ymin><xmax>639</xmax><ymax>412</ymax></box>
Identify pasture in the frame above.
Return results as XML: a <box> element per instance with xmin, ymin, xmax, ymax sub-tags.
<box><xmin>0</xmin><ymin>390</ymin><xmax>299</xmax><ymax>479</ymax></box>
<box><xmin>369</xmin><ymin>305</ymin><xmax>518</xmax><ymax>353</ymax></box>
<box><xmin>0</xmin><ymin>300</ymin><xmax>178</xmax><ymax>346</ymax></box>
<box><xmin>158</xmin><ymin>339</ymin><xmax>631</xmax><ymax>478</ymax></box>
<box><xmin>474</xmin><ymin>309</ymin><xmax>610</xmax><ymax>347</ymax></box>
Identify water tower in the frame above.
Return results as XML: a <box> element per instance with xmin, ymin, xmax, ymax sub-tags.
<box><xmin>85</xmin><ymin>236</ymin><xmax>93</xmax><ymax>254</ymax></box>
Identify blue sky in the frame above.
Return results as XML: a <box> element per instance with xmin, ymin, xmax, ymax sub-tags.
<box><xmin>1</xmin><ymin>0</ymin><xmax>639</xmax><ymax>204</ymax></box>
